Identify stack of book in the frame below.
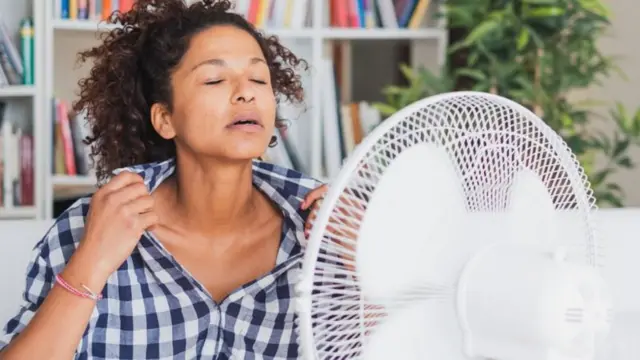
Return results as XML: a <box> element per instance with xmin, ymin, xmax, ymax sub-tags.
<box><xmin>55</xmin><ymin>0</ymin><xmax>311</xmax><ymax>29</ymax></box>
<box><xmin>0</xmin><ymin>102</ymin><xmax>34</xmax><ymax>208</ymax></box>
<box><xmin>51</xmin><ymin>98</ymin><xmax>93</xmax><ymax>178</ymax></box>
<box><xmin>328</xmin><ymin>0</ymin><xmax>431</xmax><ymax>29</ymax></box>
<box><xmin>55</xmin><ymin>0</ymin><xmax>134</xmax><ymax>20</ymax></box>
<box><xmin>0</xmin><ymin>17</ymin><xmax>34</xmax><ymax>86</ymax></box>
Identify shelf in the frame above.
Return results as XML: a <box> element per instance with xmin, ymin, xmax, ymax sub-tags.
<box><xmin>320</xmin><ymin>28</ymin><xmax>445</xmax><ymax>40</ymax></box>
<box><xmin>0</xmin><ymin>85</ymin><xmax>36</xmax><ymax>98</ymax></box>
<box><xmin>259</xmin><ymin>28</ymin><xmax>315</xmax><ymax>38</ymax></box>
<box><xmin>0</xmin><ymin>206</ymin><xmax>37</xmax><ymax>219</ymax></box>
<box><xmin>51</xmin><ymin>19</ymin><xmax>316</xmax><ymax>38</ymax></box>
<box><xmin>51</xmin><ymin>18</ymin><xmax>118</xmax><ymax>31</ymax></box>
<box><xmin>50</xmin><ymin>19</ymin><xmax>443</xmax><ymax>41</ymax></box>
<box><xmin>52</xmin><ymin>175</ymin><xmax>97</xmax><ymax>199</ymax></box>
<box><xmin>52</xmin><ymin>174</ymin><xmax>96</xmax><ymax>186</ymax></box>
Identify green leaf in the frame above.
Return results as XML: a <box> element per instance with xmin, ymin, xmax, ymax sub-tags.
<box><xmin>443</xmin><ymin>5</ymin><xmax>477</xmax><ymax>26</ymax></box>
<box><xmin>560</xmin><ymin>113</ymin><xmax>573</xmax><ymax>128</ymax></box>
<box><xmin>590</xmin><ymin>168</ymin><xmax>610</xmax><ymax>186</ymax></box>
<box><xmin>448</xmin><ymin>40</ymin><xmax>469</xmax><ymax>54</ymax></box>
<box><xmin>516</xmin><ymin>28</ymin><xmax>530</xmax><ymax>50</ymax></box>
<box><xmin>525</xmin><ymin>6</ymin><xmax>565</xmax><ymax>18</ymax></box>
<box><xmin>617</xmin><ymin>156</ymin><xmax>634</xmax><ymax>168</ymax></box>
<box><xmin>372</xmin><ymin>103</ymin><xmax>398</xmax><ymax>116</ymax></box>
<box><xmin>597</xmin><ymin>191</ymin><xmax>624</xmax><ymax>208</ymax></box>
<box><xmin>398</xmin><ymin>63</ymin><xmax>416</xmax><ymax>83</ymax></box>
<box><xmin>464</xmin><ymin>20</ymin><xmax>500</xmax><ymax>45</ymax></box>
<box><xmin>381</xmin><ymin>85</ymin><xmax>405</xmax><ymax>96</ymax></box>
<box><xmin>468</xmin><ymin>52</ymin><xmax>480</xmax><ymax>66</ymax></box>
<box><xmin>522</xmin><ymin>0</ymin><xmax>558</xmax><ymax>3</ymax></box>
<box><xmin>606</xmin><ymin>182</ymin><xmax>623</xmax><ymax>193</ymax></box>
<box><xmin>612</xmin><ymin>138</ymin><xmax>630</xmax><ymax>158</ymax></box>
<box><xmin>577</xmin><ymin>0</ymin><xmax>611</xmax><ymax>18</ymax></box>
<box><xmin>633</xmin><ymin>109</ymin><xmax>640</xmax><ymax>136</ymax></box>
<box><xmin>455</xmin><ymin>68</ymin><xmax>487</xmax><ymax>82</ymax></box>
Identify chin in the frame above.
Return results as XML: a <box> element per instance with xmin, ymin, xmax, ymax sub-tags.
<box><xmin>196</xmin><ymin>137</ymin><xmax>271</xmax><ymax>162</ymax></box>
<box><xmin>223</xmin><ymin>145</ymin><xmax>267</xmax><ymax>162</ymax></box>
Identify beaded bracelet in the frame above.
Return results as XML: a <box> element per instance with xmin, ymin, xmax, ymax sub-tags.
<box><xmin>55</xmin><ymin>274</ymin><xmax>103</xmax><ymax>301</ymax></box>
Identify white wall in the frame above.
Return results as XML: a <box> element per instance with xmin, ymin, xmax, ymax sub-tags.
<box><xmin>571</xmin><ymin>0</ymin><xmax>640</xmax><ymax>206</ymax></box>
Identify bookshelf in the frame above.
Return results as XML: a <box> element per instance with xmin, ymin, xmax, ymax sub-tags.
<box><xmin>9</xmin><ymin>0</ymin><xmax>447</xmax><ymax>220</ymax></box>
<box><xmin>0</xmin><ymin>0</ymin><xmax>44</xmax><ymax>220</ymax></box>
<box><xmin>0</xmin><ymin>85</ymin><xmax>36</xmax><ymax>98</ymax></box>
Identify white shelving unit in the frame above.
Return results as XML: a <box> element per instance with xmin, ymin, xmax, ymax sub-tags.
<box><xmin>0</xmin><ymin>0</ymin><xmax>45</xmax><ymax>220</ymax></box>
<box><xmin>0</xmin><ymin>85</ymin><xmax>36</xmax><ymax>98</ymax></box>
<box><xmin>20</xmin><ymin>0</ymin><xmax>447</xmax><ymax>220</ymax></box>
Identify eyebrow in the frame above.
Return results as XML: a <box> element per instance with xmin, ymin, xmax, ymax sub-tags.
<box><xmin>191</xmin><ymin>57</ymin><xmax>266</xmax><ymax>71</ymax></box>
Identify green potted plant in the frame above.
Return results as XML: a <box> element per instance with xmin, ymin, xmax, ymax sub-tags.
<box><xmin>374</xmin><ymin>0</ymin><xmax>640</xmax><ymax>207</ymax></box>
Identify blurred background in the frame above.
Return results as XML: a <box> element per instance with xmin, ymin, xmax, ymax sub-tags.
<box><xmin>0</xmin><ymin>0</ymin><xmax>638</xmax><ymax>222</ymax></box>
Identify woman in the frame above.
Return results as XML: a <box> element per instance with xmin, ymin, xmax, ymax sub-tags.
<box><xmin>0</xmin><ymin>0</ymin><xmax>328</xmax><ymax>359</ymax></box>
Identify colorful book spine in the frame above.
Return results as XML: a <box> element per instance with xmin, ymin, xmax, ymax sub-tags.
<box><xmin>60</xmin><ymin>0</ymin><xmax>70</xmax><ymax>19</ymax></box>
<box><xmin>20</xmin><ymin>18</ymin><xmax>34</xmax><ymax>85</ymax></box>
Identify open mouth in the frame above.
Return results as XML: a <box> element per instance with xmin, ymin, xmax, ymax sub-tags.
<box><xmin>231</xmin><ymin>119</ymin><xmax>260</xmax><ymax>126</ymax></box>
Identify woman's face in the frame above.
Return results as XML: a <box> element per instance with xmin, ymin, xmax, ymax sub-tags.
<box><xmin>153</xmin><ymin>25</ymin><xmax>276</xmax><ymax>161</ymax></box>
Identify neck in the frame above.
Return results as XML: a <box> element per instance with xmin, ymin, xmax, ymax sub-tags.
<box><xmin>170</xmin><ymin>155</ymin><xmax>257</xmax><ymax>234</ymax></box>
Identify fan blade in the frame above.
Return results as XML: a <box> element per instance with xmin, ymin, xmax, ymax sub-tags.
<box><xmin>508</xmin><ymin>168</ymin><xmax>558</xmax><ymax>250</ymax></box>
<box><xmin>362</xmin><ymin>301</ymin><xmax>468</xmax><ymax>360</ymax></box>
<box><xmin>356</xmin><ymin>142</ymin><xmax>466</xmax><ymax>304</ymax></box>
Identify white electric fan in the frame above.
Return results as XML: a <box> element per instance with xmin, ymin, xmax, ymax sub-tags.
<box><xmin>295</xmin><ymin>91</ymin><xmax>612</xmax><ymax>360</ymax></box>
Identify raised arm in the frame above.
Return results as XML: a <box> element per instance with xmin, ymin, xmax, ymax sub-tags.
<box><xmin>0</xmin><ymin>171</ymin><xmax>157</xmax><ymax>359</ymax></box>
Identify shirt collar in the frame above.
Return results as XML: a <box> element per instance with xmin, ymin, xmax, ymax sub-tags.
<box><xmin>111</xmin><ymin>157</ymin><xmax>312</xmax><ymax>245</ymax></box>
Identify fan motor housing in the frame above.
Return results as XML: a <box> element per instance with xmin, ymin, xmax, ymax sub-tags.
<box><xmin>456</xmin><ymin>242</ymin><xmax>612</xmax><ymax>360</ymax></box>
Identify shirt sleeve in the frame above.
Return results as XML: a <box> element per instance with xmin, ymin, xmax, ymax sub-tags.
<box><xmin>0</xmin><ymin>199</ymin><xmax>88</xmax><ymax>351</ymax></box>
<box><xmin>0</xmin><ymin>241</ymin><xmax>55</xmax><ymax>350</ymax></box>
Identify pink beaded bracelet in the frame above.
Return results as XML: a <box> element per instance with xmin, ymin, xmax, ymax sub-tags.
<box><xmin>55</xmin><ymin>274</ymin><xmax>103</xmax><ymax>301</ymax></box>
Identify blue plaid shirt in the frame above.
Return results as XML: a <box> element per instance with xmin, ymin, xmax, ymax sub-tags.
<box><xmin>0</xmin><ymin>158</ymin><xmax>323</xmax><ymax>359</ymax></box>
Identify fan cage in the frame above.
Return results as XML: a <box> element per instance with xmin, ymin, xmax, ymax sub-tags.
<box><xmin>300</xmin><ymin>92</ymin><xmax>600</xmax><ymax>360</ymax></box>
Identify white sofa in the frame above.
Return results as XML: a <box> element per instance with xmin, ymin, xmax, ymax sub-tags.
<box><xmin>0</xmin><ymin>210</ymin><xmax>639</xmax><ymax>358</ymax></box>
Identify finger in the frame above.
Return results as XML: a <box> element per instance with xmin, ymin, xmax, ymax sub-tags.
<box><xmin>137</xmin><ymin>211</ymin><xmax>159</xmax><ymax>231</ymax></box>
<box><xmin>125</xmin><ymin>194</ymin><xmax>155</xmax><ymax>215</ymax></box>
<box><xmin>306</xmin><ymin>200</ymin><xmax>322</xmax><ymax>226</ymax></box>
<box><xmin>304</xmin><ymin>207</ymin><xmax>319</xmax><ymax>237</ymax></box>
<box><xmin>101</xmin><ymin>171</ymin><xmax>145</xmax><ymax>193</ymax></box>
<box><xmin>105</xmin><ymin>182</ymin><xmax>150</xmax><ymax>207</ymax></box>
<box><xmin>301</xmin><ymin>184</ymin><xmax>328</xmax><ymax>210</ymax></box>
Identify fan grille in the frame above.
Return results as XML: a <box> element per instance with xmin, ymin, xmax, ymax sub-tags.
<box><xmin>303</xmin><ymin>92</ymin><xmax>599</xmax><ymax>359</ymax></box>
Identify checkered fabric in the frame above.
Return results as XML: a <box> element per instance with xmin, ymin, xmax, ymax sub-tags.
<box><xmin>0</xmin><ymin>158</ymin><xmax>323</xmax><ymax>359</ymax></box>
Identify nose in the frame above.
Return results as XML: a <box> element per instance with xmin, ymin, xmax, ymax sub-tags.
<box><xmin>232</xmin><ymin>80</ymin><xmax>256</xmax><ymax>104</ymax></box>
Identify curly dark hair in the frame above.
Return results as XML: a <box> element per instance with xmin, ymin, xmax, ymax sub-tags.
<box><xmin>73</xmin><ymin>0</ymin><xmax>308</xmax><ymax>184</ymax></box>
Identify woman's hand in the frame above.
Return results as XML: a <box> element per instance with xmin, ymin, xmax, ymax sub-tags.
<box><xmin>301</xmin><ymin>184</ymin><xmax>329</xmax><ymax>238</ymax></box>
<box><xmin>70</xmin><ymin>171</ymin><xmax>158</xmax><ymax>286</ymax></box>
<box><xmin>301</xmin><ymin>184</ymin><xmax>362</xmax><ymax>240</ymax></box>
<box><xmin>300</xmin><ymin>184</ymin><xmax>361</xmax><ymax>266</ymax></box>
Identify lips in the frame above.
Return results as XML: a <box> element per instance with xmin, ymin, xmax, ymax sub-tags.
<box><xmin>230</xmin><ymin>119</ymin><xmax>260</xmax><ymax>126</ymax></box>
<box><xmin>226</xmin><ymin>111</ymin><xmax>264</xmax><ymax>133</ymax></box>
<box><xmin>227</xmin><ymin>111</ymin><xmax>264</xmax><ymax>128</ymax></box>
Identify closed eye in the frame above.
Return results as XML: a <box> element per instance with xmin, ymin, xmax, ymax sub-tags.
<box><xmin>205</xmin><ymin>80</ymin><xmax>224</xmax><ymax>85</ymax></box>
<box><xmin>251</xmin><ymin>79</ymin><xmax>267</xmax><ymax>85</ymax></box>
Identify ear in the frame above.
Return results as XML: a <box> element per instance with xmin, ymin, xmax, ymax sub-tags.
<box><xmin>150</xmin><ymin>102</ymin><xmax>176</xmax><ymax>140</ymax></box>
